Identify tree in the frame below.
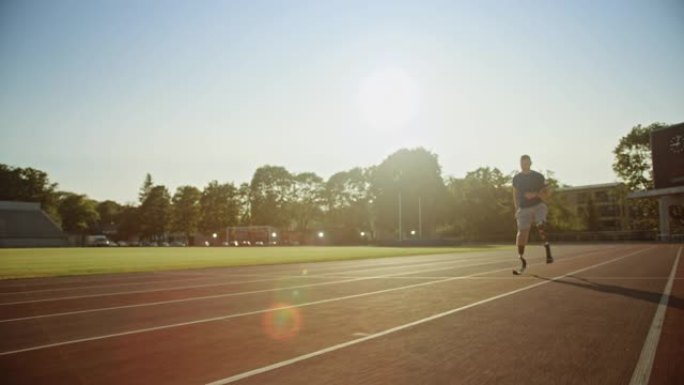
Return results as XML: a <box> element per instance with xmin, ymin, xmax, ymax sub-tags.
<box><xmin>138</xmin><ymin>173</ymin><xmax>154</xmax><ymax>204</ymax></box>
<box><xmin>237</xmin><ymin>183</ymin><xmax>252</xmax><ymax>225</ymax></box>
<box><xmin>290</xmin><ymin>172</ymin><xmax>324</xmax><ymax>233</ymax></box>
<box><xmin>96</xmin><ymin>200</ymin><xmax>122</xmax><ymax>228</ymax></box>
<box><xmin>323</xmin><ymin>167</ymin><xmax>373</xmax><ymax>241</ymax></box>
<box><xmin>612</xmin><ymin>123</ymin><xmax>668</xmax><ymax>191</ymax></box>
<box><xmin>370</xmin><ymin>148</ymin><xmax>448</xmax><ymax>240</ymax></box>
<box><xmin>542</xmin><ymin>171</ymin><xmax>583</xmax><ymax>232</ymax></box>
<box><xmin>171</xmin><ymin>186</ymin><xmax>202</xmax><ymax>242</ymax></box>
<box><xmin>58</xmin><ymin>193</ymin><xmax>99</xmax><ymax>234</ymax></box>
<box><xmin>249</xmin><ymin>166</ymin><xmax>294</xmax><ymax>227</ymax></box>
<box><xmin>116</xmin><ymin>205</ymin><xmax>141</xmax><ymax>241</ymax></box>
<box><xmin>0</xmin><ymin>164</ymin><xmax>61</xmax><ymax>223</ymax></box>
<box><xmin>139</xmin><ymin>185</ymin><xmax>171</xmax><ymax>240</ymax></box>
<box><xmin>199</xmin><ymin>181</ymin><xmax>239</xmax><ymax>238</ymax></box>
<box><xmin>445</xmin><ymin>167</ymin><xmax>513</xmax><ymax>241</ymax></box>
<box><xmin>613</xmin><ymin>123</ymin><xmax>664</xmax><ymax>230</ymax></box>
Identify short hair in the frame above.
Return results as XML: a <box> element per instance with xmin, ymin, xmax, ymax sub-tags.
<box><xmin>520</xmin><ymin>155</ymin><xmax>531</xmax><ymax>161</ymax></box>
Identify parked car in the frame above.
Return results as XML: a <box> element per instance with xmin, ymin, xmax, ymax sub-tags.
<box><xmin>85</xmin><ymin>235</ymin><xmax>110</xmax><ymax>247</ymax></box>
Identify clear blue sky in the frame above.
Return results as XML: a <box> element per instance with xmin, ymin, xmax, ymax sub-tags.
<box><xmin>1</xmin><ymin>0</ymin><xmax>683</xmax><ymax>203</ymax></box>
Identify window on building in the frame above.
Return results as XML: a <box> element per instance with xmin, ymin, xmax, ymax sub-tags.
<box><xmin>599</xmin><ymin>205</ymin><xmax>619</xmax><ymax>217</ymax></box>
<box><xmin>577</xmin><ymin>193</ymin><xmax>588</xmax><ymax>204</ymax></box>
<box><xmin>594</xmin><ymin>191</ymin><xmax>609</xmax><ymax>203</ymax></box>
<box><xmin>600</xmin><ymin>220</ymin><xmax>619</xmax><ymax>230</ymax></box>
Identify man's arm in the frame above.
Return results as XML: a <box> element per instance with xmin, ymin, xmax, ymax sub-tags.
<box><xmin>523</xmin><ymin>187</ymin><xmax>549</xmax><ymax>201</ymax></box>
<box><xmin>538</xmin><ymin>185</ymin><xmax>551</xmax><ymax>201</ymax></box>
<box><xmin>512</xmin><ymin>187</ymin><xmax>519</xmax><ymax>211</ymax></box>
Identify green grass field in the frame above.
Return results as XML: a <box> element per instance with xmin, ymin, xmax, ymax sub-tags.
<box><xmin>0</xmin><ymin>246</ymin><xmax>507</xmax><ymax>280</ymax></box>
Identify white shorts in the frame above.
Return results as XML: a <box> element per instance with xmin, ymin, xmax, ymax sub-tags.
<box><xmin>516</xmin><ymin>203</ymin><xmax>548</xmax><ymax>230</ymax></box>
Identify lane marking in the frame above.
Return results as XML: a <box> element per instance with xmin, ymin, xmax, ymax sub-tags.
<box><xmin>204</xmin><ymin>246</ymin><xmax>656</xmax><ymax>385</ymax></box>
<box><xmin>629</xmin><ymin>245</ymin><xmax>682</xmax><ymax>385</ymax></box>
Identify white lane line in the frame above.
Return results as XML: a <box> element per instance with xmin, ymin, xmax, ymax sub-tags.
<box><xmin>0</xmin><ymin>247</ymin><xmax>624</xmax><ymax>321</ymax></box>
<box><xmin>0</xmin><ymin>276</ymin><xmax>331</xmax><ymax>306</ymax></box>
<box><xmin>0</xmin><ymin>246</ymin><xmax>647</xmax><ymax>356</ymax></box>
<box><xmin>0</xmin><ymin>246</ymin><xmax>609</xmax><ymax>295</ymax></box>
<box><xmin>0</xmin><ymin>254</ymin><xmax>510</xmax><ymax>306</ymax></box>
<box><xmin>204</xmin><ymin>246</ymin><xmax>657</xmax><ymax>385</ymax></box>
<box><xmin>629</xmin><ymin>245</ymin><xmax>682</xmax><ymax>385</ymax></box>
<box><xmin>0</xmin><ymin>256</ymin><xmax>514</xmax><ymax>322</ymax></box>
<box><xmin>0</xmin><ymin>275</ymin><xmax>217</xmax><ymax>295</ymax></box>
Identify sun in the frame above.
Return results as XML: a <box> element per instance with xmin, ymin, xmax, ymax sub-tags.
<box><xmin>357</xmin><ymin>67</ymin><xmax>420</xmax><ymax>131</ymax></box>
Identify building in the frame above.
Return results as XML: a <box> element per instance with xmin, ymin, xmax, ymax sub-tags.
<box><xmin>628</xmin><ymin>122</ymin><xmax>684</xmax><ymax>240</ymax></box>
<box><xmin>555</xmin><ymin>183</ymin><xmax>630</xmax><ymax>231</ymax></box>
<box><xmin>0</xmin><ymin>201</ymin><xmax>69</xmax><ymax>247</ymax></box>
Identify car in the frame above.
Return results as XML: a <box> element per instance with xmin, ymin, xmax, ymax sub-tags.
<box><xmin>170</xmin><ymin>241</ymin><xmax>186</xmax><ymax>247</ymax></box>
<box><xmin>117</xmin><ymin>241</ymin><xmax>128</xmax><ymax>247</ymax></box>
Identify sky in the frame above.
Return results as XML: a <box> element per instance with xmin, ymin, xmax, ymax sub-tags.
<box><xmin>1</xmin><ymin>0</ymin><xmax>683</xmax><ymax>204</ymax></box>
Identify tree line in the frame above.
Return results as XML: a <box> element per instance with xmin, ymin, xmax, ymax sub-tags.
<box><xmin>0</xmin><ymin>123</ymin><xmax>664</xmax><ymax>243</ymax></box>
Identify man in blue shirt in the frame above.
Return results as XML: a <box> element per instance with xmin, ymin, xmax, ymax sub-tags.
<box><xmin>512</xmin><ymin>155</ymin><xmax>553</xmax><ymax>275</ymax></box>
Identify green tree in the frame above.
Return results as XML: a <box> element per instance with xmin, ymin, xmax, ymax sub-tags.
<box><xmin>171</xmin><ymin>186</ymin><xmax>202</xmax><ymax>242</ymax></box>
<box><xmin>0</xmin><ymin>164</ymin><xmax>61</xmax><ymax>223</ymax></box>
<box><xmin>138</xmin><ymin>173</ymin><xmax>154</xmax><ymax>204</ymax></box>
<box><xmin>237</xmin><ymin>183</ymin><xmax>252</xmax><ymax>225</ymax></box>
<box><xmin>58</xmin><ymin>193</ymin><xmax>99</xmax><ymax>234</ymax></box>
<box><xmin>290</xmin><ymin>172</ymin><xmax>324</xmax><ymax>233</ymax></box>
<box><xmin>370</xmin><ymin>148</ymin><xmax>448</xmax><ymax>240</ymax></box>
<box><xmin>139</xmin><ymin>185</ymin><xmax>171</xmax><ymax>240</ymax></box>
<box><xmin>199</xmin><ymin>181</ymin><xmax>239</xmax><ymax>238</ymax></box>
<box><xmin>249</xmin><ymin>166</ymin><xmax>294</xmax><ymax>227</ymax></box>
<box><xmin>445</xmin><ymin>167</ymin><xmax>513</xmax><ymax>241</ymax></box>
<box><xmin>116</xmin><ymin>205</ymin><xmax>141</xmax><ymax>241</ymax></box>
<box><xmin>542</xmin><ymin>171</ymin><xmax>583</xmax><ymax>232</ymax></box>
<box><xmin>612</xmin><ymin>123</ymin><xmax>664</xmax><ymax>230</ymax></box>
<box><xmin>323</xmin><ymin>167</ymin><xmax>373</xmax><ymax>241</ymax></box>
<box><xmin>612</xmin><ymin>123</ymin><xmax>667</xmax><ymax>191</ymax></box>
<box><xmin>96</xmin><ymin>200</ymin><xmax>122</xmax><ymax>228</ymax></box>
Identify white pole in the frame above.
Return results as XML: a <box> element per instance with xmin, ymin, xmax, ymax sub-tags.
<box><xmin>398</xmin><ymin>191</ymin><xmax>403</xmax><ymax>242</ymax></box>
<box><xmin>418</xmin><ymin>196</ymin><xmax>422</xmax><ymax>240</ymax></box>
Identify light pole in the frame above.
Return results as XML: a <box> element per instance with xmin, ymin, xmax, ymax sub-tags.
<box><xmin>398</xmin><ymin>191</ymin><xmax>403</xmax><ymax>242</ymax></box>
<box><xmin>418</xmin><ymin>196</ymin><xmax>422</xmax><ymax>240</ymax></box>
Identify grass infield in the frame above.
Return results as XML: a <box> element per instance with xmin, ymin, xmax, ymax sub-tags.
<box><xmin>0</xmin><ymin>245</ymin><xmax>507</xmax><ymax>280</ymax></box>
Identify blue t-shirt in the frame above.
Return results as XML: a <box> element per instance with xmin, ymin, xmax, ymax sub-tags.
<box><xmin>513</xmin><ymin>171</ymin><xmax>545</xmax><ymax>208</ymax></box>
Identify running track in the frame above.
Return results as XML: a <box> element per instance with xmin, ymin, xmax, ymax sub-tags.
<box><xmin>0</xmin><ymin>244</ymin><xmax>682</xmax><ymax>384</ymax></box>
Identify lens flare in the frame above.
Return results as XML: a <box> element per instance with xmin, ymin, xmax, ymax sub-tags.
<box><xmin>262</xmin><ymin>303</ymin><xmax>302</xmax><ymax>341</ymax></box>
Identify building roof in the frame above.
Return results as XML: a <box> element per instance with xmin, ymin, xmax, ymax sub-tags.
<box><xmin>627</xmin><ymin>185</ymin><xmax>684</xmax><ymax>199</ymax></box>
<box><xmin>556</xmin><ymin>182</ymin><xmax>624</xmax><ymax>193</ymax></box>
<box><xmin>652</xmin><ymin>121</ymin><xmax>684</xmax><ymax>132</ymax></box>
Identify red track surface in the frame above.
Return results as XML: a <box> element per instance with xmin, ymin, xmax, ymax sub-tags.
<box><xmin>0</xmin><ymin>244</ymin><xmax>681</xmax><ymax>385</ymax></box>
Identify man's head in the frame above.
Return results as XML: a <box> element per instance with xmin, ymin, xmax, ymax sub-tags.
<box><xmin>520</xmin><ymin>155</ymin><xmax>532</xmax><ymax>172</ymax></box>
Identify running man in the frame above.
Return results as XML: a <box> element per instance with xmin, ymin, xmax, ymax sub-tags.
<box><xmin>512</xmin><ymin>155</ymin><xmax>553</xmax><ymax>275</ymax></box>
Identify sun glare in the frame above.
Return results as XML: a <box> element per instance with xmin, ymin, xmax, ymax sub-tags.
<box><xmin>358</xmin><ymin>67</ymin><xmax>420</xmax><ymax>131</ymax></box>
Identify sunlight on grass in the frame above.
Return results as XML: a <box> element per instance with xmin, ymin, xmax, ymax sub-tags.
<box><xmin>0</xmin><ymin>246</ymin><xmax>508</xmax><ymax>279</ymax></box>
